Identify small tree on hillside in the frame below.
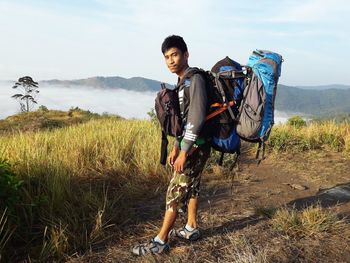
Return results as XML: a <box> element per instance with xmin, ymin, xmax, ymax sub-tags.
<box><xmin>287</xmin><ymin>115</ymin><xmax>306</xmax><ymax>128</ymax></box>
<box><xmin>12</xmin><ymin>76</ymin><xmax>39</xmax><ymax>112</ymax></box>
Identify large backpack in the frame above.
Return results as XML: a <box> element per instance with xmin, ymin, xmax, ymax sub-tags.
<box><xmin>236</xmin><ymin>49</ymin><xmax>283</xmax><ymax>162</ymax></box>
<box><xmin>155</xmin><ymin>83</ymin><xmax>182</xmax><ymax>165</ymax></box>
<box><xmin>205</xmin><ymin>57</ymin><xmax>245</xmax><ymax>167</ymax></box>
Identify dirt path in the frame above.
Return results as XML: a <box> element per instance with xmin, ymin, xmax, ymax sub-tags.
<box><xmin>68</xmin><ymin>151</ymin><xmax>350</xmax><ymax>263</ymax></box>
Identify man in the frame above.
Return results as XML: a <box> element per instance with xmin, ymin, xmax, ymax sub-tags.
<box><xmin>132</xmin><ymin>35</ymin><xmax>211</xmax><ymax>256</ymax></box>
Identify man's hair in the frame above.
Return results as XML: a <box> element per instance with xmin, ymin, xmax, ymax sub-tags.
<box><xmin>161</xmin><ymin>35</ymin><xmax>188</xmax><ymax>54</ymax></box>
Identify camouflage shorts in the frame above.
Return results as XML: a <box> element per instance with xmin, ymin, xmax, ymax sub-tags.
<box><xmin>165</xmin><ymin>144</ymin><xmax>211</xmax><ymax>213</ymax></box>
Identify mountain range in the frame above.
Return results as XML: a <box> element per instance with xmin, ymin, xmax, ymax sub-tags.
<box><xmin>2</xmin><ymin>76</ymin><xmax>350</xmax><ymax>117</ymax></box>
<box><xmin>293</xmin><ymin>84</ymin><xmax>350</xmax><ymax>90</ymax></box>
<box><xmin>275</xmin><ymin>85</ymin><xmax>350</xmax><ymax>116</ymax></box>
<box><xmin>40</xmin><ymin>76</ymin><xmax>170</xmax><ymax>92</ymax></box>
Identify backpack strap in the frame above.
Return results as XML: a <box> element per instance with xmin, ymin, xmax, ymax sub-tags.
<box><xmin>217</xmin><ymin>150</ymin><xmax>240</xmax><ymax>171</ymax></box>
<box><xmin>212</xmin><ymin>73</ymin><xmax>236</xmax><ymax>121</ymax></box>
<box><xmin>230</xmin><ymin>152</ymin><xmax>240</xmax><ymax>194</ymax></box>
<box><xmin>176</xmin><ymin>68</ymin><xmax>204</xmax><ymax>87</ymax></box>
<box><xmin>215</xmin><ymin>70</ymin><xmax>246</xmax><ymax>80</ymax></box>
<box><xmin>218</xmin><ymin>152</ymin><xmax>225</xmax><ymax>166</ymax></box>
<box><xmin>160</xmin><ymin>130</ymin><xmax>169</xmax><ymax>165</ymax></box>
<box><xmin>255</xmin><ymin>141</ymin><xmax>266</xmax><ymax>165</ymax></box>
<box><xmin>206</xmin><ymin>101</ymin><xmax>235</xmax><ymax>121</ymax></box>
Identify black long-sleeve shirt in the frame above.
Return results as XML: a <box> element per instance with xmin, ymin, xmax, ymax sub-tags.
<box><xmin>175</xmin><ymin>67</ymin><xmax>208</xmax><ymax>152</ymax></box>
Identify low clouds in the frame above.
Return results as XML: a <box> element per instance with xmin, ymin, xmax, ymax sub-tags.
<box><xmin>0</xmin><ymin>83</ymin><xmax>290</xmax><ymax>123</ymax></box>
<box><xmin>0</xmin><ymin>84</ymin><xmax>157</xmax><ymax>119</ymax></box>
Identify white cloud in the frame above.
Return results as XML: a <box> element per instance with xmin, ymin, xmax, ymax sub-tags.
<box><xmin>267</xmin><ymin>0</ymin><xmax>350</xmax><ymax>23</ymax></box>
<box><xmin>0</xmin><ymin>83</ymin><xmax>157</xmax><ymax>119</ymax></box>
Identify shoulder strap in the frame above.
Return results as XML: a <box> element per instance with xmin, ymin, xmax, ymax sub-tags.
<box><xmin>177</xmin><ymin>68</ymin><xmax>207</xmax><ymax>87</ymax></box>
<box><xmin>255</xmin><ymin>141</ymin><xmax>265</xmax><ymax>165</ymax></box>
<box><xmin>160</xmin><ymin>130</ymin><xmax>168</xmax><ymax>165</ymax></box>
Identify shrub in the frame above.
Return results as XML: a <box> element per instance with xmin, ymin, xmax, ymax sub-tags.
<box><xmin>287</xmin><ymin>116</ymin><xmax>306</xmax><ymax>128</ymax></box>
<box><xmin>38</xmin><ymin>105</ymin><xmax>49</xmax><ymax>112</ymax></box>
<box><xmin>0</xmin><ymin>159</ymin><xmax>23</xmax><ymax>211</ymax></box>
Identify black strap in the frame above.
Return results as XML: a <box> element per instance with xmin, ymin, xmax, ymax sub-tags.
<box><xmin>218</xmin><ymin>152</ymin><xmax>225</xmax><ymax>166</ymax></box>
<box><xmin>214</xmin><ymin>75</ymin><xmax>236</xmax><ymax>121</ymax></box>
<box><xmin>215</xmin><ymin>70</ymin><xmax>246</xmax><ymax>80</ymax></box>
<box><xmin>256</xmin><ymin>141</ymin><xmax>266</xmax><ymax>165</ymax></box>
<box><xmin>229</xmin><ymin>152</ymin><xmax>240</xmax><ymax>171</ymax></box>
<box><xmin>176</xmin><ymin>68</ymin><xmax>203</xmax><ymax>87</ymax></box>
<box><xmin>160</xmin><ymin>130</ymin><xmax>168</xmax><ymax>165</ymax></box>
<box><xmin>229</xmin><ymin>153</ymin><xmax>240</xmax><ymax>194</ymax></box>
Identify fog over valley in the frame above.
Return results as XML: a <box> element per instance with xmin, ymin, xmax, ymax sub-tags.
<box><xmin>0</xmin><ymin>83</ymin><xmax>290</xmax><ymax>123</ymax></box>
<box><xmin>0</xmin><ymin>84</ymin><xmax>157</xmax><ymax>119</ymax></box>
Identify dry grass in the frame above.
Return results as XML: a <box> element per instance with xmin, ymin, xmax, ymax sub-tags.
<box><xmin>271</xmin><ymin>205</ymin><xmax>346</xmax><ymax>237</ymax></box>
<box><xmin>0</xmin><ymin>209</ymin><xmax>15</xmax><ymax>261</ymax></box>
<box><xmin>269</xmin><ymin>121</ymin><xmax>350</xmax><ymax>153</ymax></box>
<box><xmin>1</xmin><ymin>114</ymin><xmax>350</xmax><ymax>261</ymax></box>
<box><xmin>0</xmin><ymin>118</ymin><xmax>168</xmax><ymax>261</ymax></box>
<box><xmin>221</xmin><ymin>235</ymin><xmax>268</xmax><ymax>263</ymax></box>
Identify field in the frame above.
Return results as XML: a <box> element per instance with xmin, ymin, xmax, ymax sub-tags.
<box><xmin>0</xmin><ymin>110</ymin><xmax>350</xmax><ymax>262</ymax></box>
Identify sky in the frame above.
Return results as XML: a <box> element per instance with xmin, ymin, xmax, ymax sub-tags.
<box><xmin>0</xmin><ymin>0</ymin><xmax>349</xmax><ymax>86</ymax></box>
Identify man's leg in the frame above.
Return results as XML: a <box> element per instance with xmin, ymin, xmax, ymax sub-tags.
<box><xmin>171</xmin><ymin>145</ymin><xmax>211</xmax><ymax>240</ymax></box>
<box><xmin>156</xmin><ymin>170</ymin><xmax>191</xmax><ymax>242</ymax></box>
<box><xmin>186</xmin><ymin>197</ymin><xmax>198</xmax><ymax>229</ymax></box>
<box><xmin>157</xmin><ymin>206</ymin><xmax>177</xmax><ymax>241</ymax></box>
<box><xmin>155</xmin><ymin>195</ymin><xmax>200</xmax><ymax>242</ymax></box>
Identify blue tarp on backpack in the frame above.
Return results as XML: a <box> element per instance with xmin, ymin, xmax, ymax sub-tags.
<box><xmin>237</xmin><ymin>50</ymin><xmax>283</xmax><ymax>143</ymax></box>
<box><xmin>247</xmin><ymin>50</ymin><xmax>282</xmax><ymax>140</ymax></box>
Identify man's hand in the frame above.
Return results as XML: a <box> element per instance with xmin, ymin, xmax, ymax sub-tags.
<box><xmin>168</xmin><ymin>147</ymin><xmax>180</xmax><ymax>166</ymax></box>
<box><xmin>173</xmin><ymin>150</ymin><xmax>187</xmax><ymax>173</ymax></box>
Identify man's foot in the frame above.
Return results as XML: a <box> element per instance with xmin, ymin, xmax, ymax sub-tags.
<box><xmin>132</xmin><ymin>238</ymin><xmax>170</xmax><ymax>256</ymax></box>
<box><xmin>170</xmin><ymin>226</ymin><xmax>201</xmax><ymax>241</ymax></box>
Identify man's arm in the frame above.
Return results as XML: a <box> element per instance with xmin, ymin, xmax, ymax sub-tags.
<box><xmin>181</xmin><ymin>73</ymin><xmax>208</xmax><ymax>152</ymax></box>
<box><xmin>173</xmin><ymin>74</ymin><xmax>207</xmax><ymax>172</ymax></box>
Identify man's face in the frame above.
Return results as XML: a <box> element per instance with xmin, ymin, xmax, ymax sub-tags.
<box><xmin>163</xmin><ymin>47</ymin><xmax>188</xmax><ymax>75</ymax></box>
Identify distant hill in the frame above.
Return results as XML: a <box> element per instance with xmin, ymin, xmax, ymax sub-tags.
<box><xmin>276</xmin><ymin>84</ymin><xmax>350</xmax><ymax>116</ymax></box>
<box><xmin>294</xmin><ymin>84</ymin><xmax>350</xmax><ymax>90</ymax></box>
<box><xmin>40</xmin><ymin>76</ymin><xmax>173</xmax><ymax>92</ymax></box>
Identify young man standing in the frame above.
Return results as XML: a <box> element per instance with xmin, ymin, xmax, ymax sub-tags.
<box><xmin>132</xmin><ymin>35</ymin><xmax>211</xmax><ymax>256</ymax></box>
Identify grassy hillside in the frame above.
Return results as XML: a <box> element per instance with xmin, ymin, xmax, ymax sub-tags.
<box><xmin>0</xmin><ymin>111</ymin><xmax>349</xmax><ymax>261</ymax></box>
<box><xmin>0</xmin><ymin>107</ymin><xmax>117</xmax><ymax>134</ymax></box>
<box><xmin>0</xmin><ymin>113</ymin><xmax>168</xmax><ymax>261</ymax></box>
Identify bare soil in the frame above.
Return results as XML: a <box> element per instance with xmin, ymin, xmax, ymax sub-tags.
<box><xmin>67</xmin><ymin>151</ymin><xmax>350</xmax><ymax>263</ymax></box>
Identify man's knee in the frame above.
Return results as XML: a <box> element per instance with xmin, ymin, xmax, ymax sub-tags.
<box><xmin>166</xmin><ymin>202</ymin><xmax>177</xmax><ymax>212</ymax></box>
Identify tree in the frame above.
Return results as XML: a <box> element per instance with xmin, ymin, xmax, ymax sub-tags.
<box><xmin>287</xmin><ymin>115</ymin><xmax>306</xmax><ymax>128</ymax></box>
<box><xmin>11</xmin><ymin>76</ymin><xmax>39</xmax><ymax>112</ymax></box>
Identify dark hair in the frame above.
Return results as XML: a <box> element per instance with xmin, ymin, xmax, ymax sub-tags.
<box><xmin>161</xmin><ymin>35</ymin><xmax>188</xmax><ymax>54</ymax></box>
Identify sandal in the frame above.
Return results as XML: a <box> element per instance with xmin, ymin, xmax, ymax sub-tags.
<box><xmin>132</xmin><ymin>238</ymin><xmax>170</xmax><ymax>256</ymax></box>
<box><xmin>170</xmin><ymin>226</ymin><xmax>201</xmax><ymax>241</ymax></box>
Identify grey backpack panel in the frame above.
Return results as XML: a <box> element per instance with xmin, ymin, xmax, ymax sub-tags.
<box><xmin>236</xmin><ymin>73</ymin><xmax>265</xmax><ymax>141</ymax></box>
